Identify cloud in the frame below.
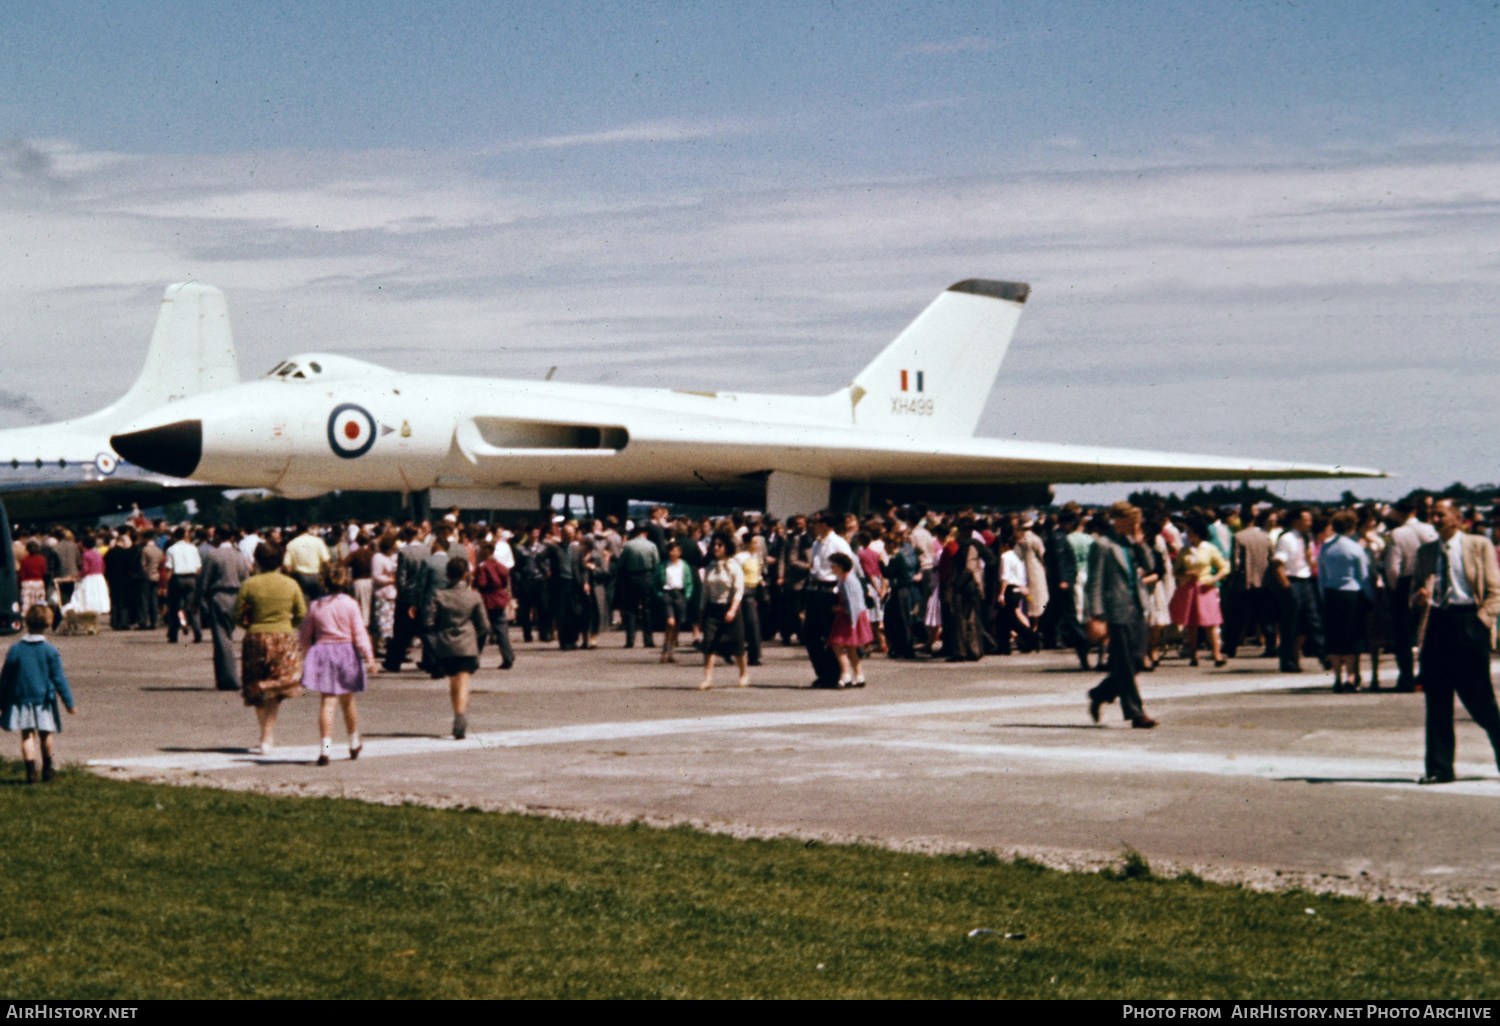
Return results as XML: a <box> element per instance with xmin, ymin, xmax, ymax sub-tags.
<box><xmin>488</xmin><ymin>119</ymin><xmax>753</xmax><ymax>153</ymax></box>
<box><xmin>0</xmin><ymin>389</ymin><xmax>49</xmax><ymax>424</ymax></box>
<box><xmin>911</xmin><ymin>36</ymin><xmax>998</xmax><ymax>55</ymax></box>
<box><xmin>0</xmin><ymin>138</ymin><xmax>133</xmax><ymax>189</ymax></box>
<box><xmin>1</xmin><ymin>139</ymin><xmax>1496</xmax><ymax>498</ymax></box>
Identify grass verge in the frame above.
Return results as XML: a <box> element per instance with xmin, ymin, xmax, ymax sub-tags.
<box><xmin>2</xmin><ymin>765</ymin><xmax>1496</xmax><ymax>998</ymax></box>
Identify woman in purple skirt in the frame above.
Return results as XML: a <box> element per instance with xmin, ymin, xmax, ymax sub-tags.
<box><xmin>298</xmin><ymin>566</ymin><xmax>377</xmax><ymax>765</ymax></box>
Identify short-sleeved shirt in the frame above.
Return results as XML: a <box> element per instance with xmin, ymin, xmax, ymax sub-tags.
<box><xmin>809</xmin><ymin>533</ymin><xmax>854</xmax><ymax>584</ymax></box>
<box><xmin>284</xmin><ymin>533</ymin><xmax>331</xmax><ymax>576</ymax></box>
<box><xmin>165</xmin><ymin>540</ymin><xmax>202</xmax><ymax>575</ymax></box>
<box><xmin>1273</xmin><ymin>531</ymin><xmax>1312</xmax><ymax>579</ymax></box>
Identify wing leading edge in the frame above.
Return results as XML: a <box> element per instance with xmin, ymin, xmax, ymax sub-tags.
<box><xmin>606</xmin><ymin>422</ymin><xmax>1387</xmax><ymax>486</ymax></box>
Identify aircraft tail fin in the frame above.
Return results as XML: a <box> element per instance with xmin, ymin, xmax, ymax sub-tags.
<box><xmin>838</xmin><ymin>279</ymin><xmax>1027</xmax><ymax>437</ymax></box>
<box><xmin>100</xmin><ymin>282</ymin><xmax>240</xmax><ymax>423</ymax></box>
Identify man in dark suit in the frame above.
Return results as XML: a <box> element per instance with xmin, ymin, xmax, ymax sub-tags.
<box><xmin>551</xmin><ymin>522</ymin><xmax>587</xmax><ymax>650</ymax></box>
<box><xmin>1084</xmin><ymin>502</ymin><xmax>1157</xmax><ymax>729</ymax></box>
<box><xmin>1041</xmin><ymin>509</ymin><xmax>1090</xmax><ymax>668</ymax></box>
<box><xmin>1386</xmin><ymin>501</ymin><xmax>1439</xmax><ymax>691</ymax></box>
<box><xmin>104</xmin><ymin>529</ymin><xmax>144</xmax><ymax>631</ymax></box>
<box><xmin>381</xmin><ymin>526</ymin><xmax>429</xmax><ymax>672</ymax></box>
<box><xmin>1223</xmin><ymin>505</ymin><xmax>1277</xmax><ymax>659</ymax></box>
<box><xmin>617</xmin><ymin>525</ymin><xmax>660</xmax><ymax>648</ymax></box>
<box><xmin>199</xmin><ymin>526</ymin><xmax>253</xmax><ymax>691</ymax></box>
<box><xmin>1411</xmin><ymin>499</ymin><xmax>1500</xmax><ymax>784</ymax></box>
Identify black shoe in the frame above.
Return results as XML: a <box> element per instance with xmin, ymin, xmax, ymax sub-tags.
<box><xmin>24</xmin><ymin>762</ymin><xmax>36</xmax><ymax>785</ymax></box>
<box><xmin>316</xmin><ymin>754</ymin><xmax>330</xmax><ymax>767</ymax></box>
<box><xmin>453</xmin><ymin>714</ymin><xmax>468</xmax><ymax>740</ymax></box>
<box><xmin>1260</xmin><ymin>649</ymin><xmax>1278</xmax><ymax>660</ymax></box>
<box><xmin>40</xmin><ymin>758</ymin><xmax>53</xmax><ymax>782</ymax></box>
<box><xmin>1088</xmin><ymin>698</ymin><xmax>1102</xmax><ymax>724</ymax></box>
<box><xmin>1418</xmin><ymin>774</ymin><xmax>1455</xmax><ymax>785</ymax></box>
<box><xmin>810</xmin><ymin>679</ymin><xmax>841</xmax><ymax>689</ymax></box>
<box><xmin>500</xmin><ymin>661</ymin><xmax>514</xmax><ymax>670</ymax></box>
<box><xmin>1280</xmin><ymin>663</ymin><xmax>1303</xmax><ymax>674</ymax></box>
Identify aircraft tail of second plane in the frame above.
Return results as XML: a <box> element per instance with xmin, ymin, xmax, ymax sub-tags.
<box><xmin>91</xmin><ymin>282</ymin><xmax>240</xmax><ymax>429</ymax></box>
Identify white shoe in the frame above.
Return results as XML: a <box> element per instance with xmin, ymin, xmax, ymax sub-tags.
<box><xmin>251</xmin><ymin>742</ymin><xmax>274</xmax><ymax>756</ymax></box>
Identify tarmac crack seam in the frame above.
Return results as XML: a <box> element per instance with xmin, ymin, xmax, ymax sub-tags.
<box><xmin>733</xmin><ymin>729</ymin><xmax>1500</xmax><ymax>797</ymax></box>
<box><xmin>87</xmin><ymin>670</ymin><xmax>1346</xmax><ymax>775</ymax></box>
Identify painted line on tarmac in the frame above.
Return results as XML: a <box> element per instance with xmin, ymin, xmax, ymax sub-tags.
<box><xmin>750</xmin><ymin>730</ymin><xmax>1500</xmax><ymax>797</ymax></box>
<box><xmin>89</xmin><ymin>671</ymin><xmax>1337</xmax><ymax>774</ymax></box>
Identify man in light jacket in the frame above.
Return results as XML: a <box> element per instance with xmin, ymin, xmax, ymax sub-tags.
<box><xmin>1411</xmin><ymin>499</ymin><xmax>1500</xmax><ymax>784</ymax></box>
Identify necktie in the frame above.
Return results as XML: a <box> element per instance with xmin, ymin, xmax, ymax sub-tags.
<box><xmin>1435</xmin><ymin>547</ymin><xmax>1451</xmax><ymax>608</ymax></box>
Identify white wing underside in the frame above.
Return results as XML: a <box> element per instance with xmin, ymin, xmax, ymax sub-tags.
<box><xmin>797</xmin><ymin>435</ymin><xmax>1385</xmax><ymax>484</ymax></box>
<box><xmin>459</xmin><ymin>418</ymin><xmax>1383</xmax><ymax>485</ymax></box>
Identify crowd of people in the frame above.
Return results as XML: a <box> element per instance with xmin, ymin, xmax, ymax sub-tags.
<box><xmin>5</xmin><ymin>492</ymin><xmax>1498</xmax><ymax>784</ymax></box>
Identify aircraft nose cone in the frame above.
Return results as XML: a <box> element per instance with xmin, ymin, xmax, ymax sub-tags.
<box><xmin>110</xmin><ymin>420</ymin><xmax>202</xmax><ymax>478</ymax></box>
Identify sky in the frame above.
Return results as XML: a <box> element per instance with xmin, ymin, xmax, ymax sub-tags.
<box><xmin>1</xmin><ymin>1</ymin><xmax>1497</xmax><ymax>502</ymax></box>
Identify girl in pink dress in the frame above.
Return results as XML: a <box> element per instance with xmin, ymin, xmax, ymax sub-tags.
<box><xmin>828</xmin><ymin>553</ymin><xmax>874</xmax><ymax>687</ymax></box>
<box><xmin>298</xmin><ymin>566</ymin><xmax>377</xmax><ymax>765</ymax></box>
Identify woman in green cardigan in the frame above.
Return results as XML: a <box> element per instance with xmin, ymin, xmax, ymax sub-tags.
<box><xmin>233</xmin><ymin>543</ymin><xmax>308</xmax><ymax>755</ymax></box>
<box><xmin>653</xmin><ymin>540</ymin><xmax>696</xmax><ymax>663</ymax></box>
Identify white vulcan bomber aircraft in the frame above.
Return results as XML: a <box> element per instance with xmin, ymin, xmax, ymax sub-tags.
<box><xmin>0</xmin><ymin>283</ymin><xmax>238</xmax><ymax>520</ymax></box>
<box><xmin>110</xmin><ymin>279</ymin><xmax>1384</xmax><ymax>518</ymax></box>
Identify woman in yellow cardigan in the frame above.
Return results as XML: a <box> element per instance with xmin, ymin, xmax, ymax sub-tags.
<box><xmin>1169</xmin><ymin>514</ymin><xmax>1231</xmax><ymax>667</ymax></box>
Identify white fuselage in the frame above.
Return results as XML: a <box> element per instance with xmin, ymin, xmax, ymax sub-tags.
<box><xmin>156</xmin><ymin>354</ymin><xmax>888</xmax><ymax>497</ymax></box>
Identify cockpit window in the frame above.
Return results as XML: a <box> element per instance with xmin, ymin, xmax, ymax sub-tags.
<box><xmin>308</xmin><ymin>361</ymin><xmax>322</xmax><ymax>374</ymax></box>
<box><xmin>266</xmin><ymin>361</ymin><xmax>287</xmax><ymax>376</ymax></box>
<box><xmin>278</xmin><ymin>364</ymin><xmax>297</xmax><ymax>377</ymax></box>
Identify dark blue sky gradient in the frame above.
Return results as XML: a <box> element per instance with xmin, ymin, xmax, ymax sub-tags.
<box><xmin>3</xmin><ymin>1</ymin><xmax>1496</xmax><ymax>174</ymax></box>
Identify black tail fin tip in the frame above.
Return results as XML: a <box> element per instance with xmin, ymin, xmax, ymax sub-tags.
<box><xmin>947</xmin><ymin>280</ymin><xmax>1030</xmax><ymax>303</ymax></box>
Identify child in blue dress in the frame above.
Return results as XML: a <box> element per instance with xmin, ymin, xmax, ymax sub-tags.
<box><xmin>0</xmin><ymin>606</ymin><xmax>77</xmax><ymax>783</ymax></box>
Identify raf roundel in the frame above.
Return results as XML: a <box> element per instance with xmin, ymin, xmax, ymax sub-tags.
<box><xmin>94</xmin><ymin>452</ymin><xmax>117</xmax><ymax>476</ymax></box>
<box><xmin>327</xmin><ymin>404</ymin><xmax>378</xmax><ymax>459</ymax></box>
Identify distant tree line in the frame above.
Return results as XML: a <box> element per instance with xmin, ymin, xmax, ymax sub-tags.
<box><xmin>1127</xmin><ymin>481</ymin><xmax>1499</xmax><ymax>512</ymax></box>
